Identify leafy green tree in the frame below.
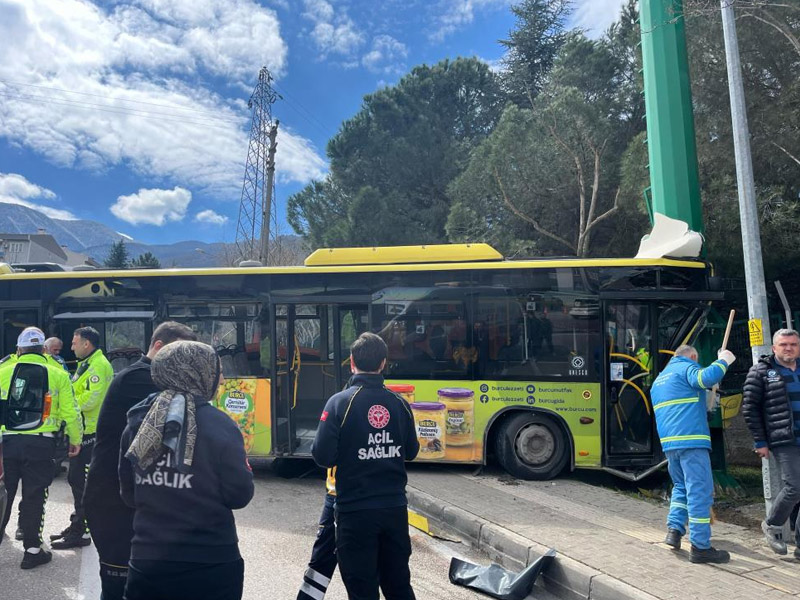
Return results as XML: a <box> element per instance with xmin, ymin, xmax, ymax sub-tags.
<box><xmin>288</xmin><ymin>57</ymin><xmax>504</xmax><ymax>247</ymax></box>
<box><xmin>680</xmin><ymin>2</ymin><xmax>800</xmax><ymax>290</ymax></box>
<box><xmin>130</xmin><ymin>252</ymin><xmax>161</xmax><ymax>269</ymax></box>
<box><xmin>448</xmin><ymin>28</ymin><xmax>645</xmax><ymax>257</ymax></box>
<box><xmin>500</xmin><ymin>0</ymin><xmax>570</xmax><ymax>107</ymax></box>
<box><xmin>104</xmin><ymin>240</ymin><xmax>129</xmax><ymax>269</ymax></box>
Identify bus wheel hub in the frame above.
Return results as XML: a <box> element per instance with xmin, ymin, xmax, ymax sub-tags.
<box><xmin>515</xmin><ymin>424</ymin><xmax>555</xmax><ymax>466</ymax></box>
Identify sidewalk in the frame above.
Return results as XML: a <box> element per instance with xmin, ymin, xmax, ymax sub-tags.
<box><xmin>407</xmin><ymin>467</ymin><xmax>800</xmax><ymax>600</ymax></box>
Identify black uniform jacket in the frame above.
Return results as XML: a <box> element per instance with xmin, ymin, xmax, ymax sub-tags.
<box><xmin>83</xmin><ymin>358</ymin><xmax>156</xmax><ymax>562</ymax></box>
<box><xmin>119</xmin><ymin>396</ymin><xmax>254</xmax><ymax>563</ymax></box>
<box><xmin>312</xmin><ymin>373</ymin><xmax>419</xmax><ymax>513</ymax></box>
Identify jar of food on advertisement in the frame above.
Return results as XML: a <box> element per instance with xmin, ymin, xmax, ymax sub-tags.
<box><xmin>438</xmin><ymin>388</ymin><xmax>474</xmax><ymax>447</ymax></box>
<box><xmin>386</xmin><ymin>383</ymin><xmax>415</xmax><ymax>404</ymax></box>
<box><xmin>410</xmin><ymin>402</ymin><xmax>446</xmax><ymax>460</ymax></box>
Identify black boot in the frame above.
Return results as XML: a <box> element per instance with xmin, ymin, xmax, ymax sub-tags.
<box><xmin>664</xmin><ymin>528</ymin><xmax>682</xmax><ymax>550</ymax></box>
<box><xmin>49</xmin><ymin>525</ymin><xmax>73</xmax><ymax>541</ymax></box>
<box><xmin>690</xmin><ymin>545</ymin><xmax>730</xmax><ymax>564</ymax></box>
<box><xmin>51</xmin><ymin>533</ymin><xmax>91</xmax><ymax>550</ymax></box>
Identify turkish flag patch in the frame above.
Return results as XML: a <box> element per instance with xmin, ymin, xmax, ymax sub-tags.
<box><xmin>320</xmin><ymin>411</ymin><xmax>329</xmax><ymax>422</ymax></box>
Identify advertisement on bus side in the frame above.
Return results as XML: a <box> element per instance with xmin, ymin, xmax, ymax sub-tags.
<box><xmin>386</xmin><ymin>380</ymin><xmax>602</xmax><ymax>467</ymax></box>
<box><xmin>216</xmin><ymin>378</ymin><xmax>271</xmax><ymax>456</ymax></box>
<box><xmin>215</xmin><ymin>377</ymin><xmax>600</xmax><ymax>467</ymax></box>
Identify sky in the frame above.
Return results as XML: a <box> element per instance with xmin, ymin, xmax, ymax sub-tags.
<box><xmin>0</xmin><ymin>0</ymin><xmax>628</xmax><ymax>246</ymax></box>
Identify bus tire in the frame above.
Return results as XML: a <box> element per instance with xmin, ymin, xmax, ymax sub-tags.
<box><xmin>495</xmin><ymin>412</ymin><xmax>569</xmax><ymax>480</ymax></box>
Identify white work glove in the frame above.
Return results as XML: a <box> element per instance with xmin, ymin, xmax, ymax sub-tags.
<box><xmin>717</xmin><ymin>349</ymin><xmax>736</xmax><ymax>367</ymax></box>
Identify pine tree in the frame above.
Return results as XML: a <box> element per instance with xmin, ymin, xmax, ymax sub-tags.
<box><xmin>130</xmin><ymin>252</ymin><xmax>161</xmax><ymax>269</ymax></box>
<box><xmin>104</xmin><ymin>240</ymin><xmax>129</xmax><ymax>269</ymax></box>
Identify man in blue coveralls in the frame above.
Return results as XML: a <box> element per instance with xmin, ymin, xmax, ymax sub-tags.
<box><xmin>651</xmin><ymin>344</ymin><xmax>736</xmax><ymax>564</ymax></box>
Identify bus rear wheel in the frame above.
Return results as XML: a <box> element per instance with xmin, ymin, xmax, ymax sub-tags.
<box><xmin>495</xmin><ymin>413</ymin><xmax>569</xmax><ymax>480</ymax></box>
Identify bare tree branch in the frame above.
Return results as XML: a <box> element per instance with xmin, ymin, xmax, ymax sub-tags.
<box><xmin>771</xmin><ymin>141</ymin><xmax>800</xmax><ymax>167</ymax></box>
<box><xmin>579</xmin><ymin>143</ymin><xmax>607</xmax><ymax>256</ymax></box>
<box><xmin>493</xmin><ymin>167</ymin><xmax>577</xmax><ymax>253</ymax></box>
<box><xmin>741</xmin><ymin>9</ymin><xmax>800</xmax><ymax>58</ymax></box>
<box><xmin>547</xmin><ymin>120</ymin><xmax>587</xmax><ymax>240</ymax></box>
<box><xmin>583</xmin><ymin>188</ymin><xmax>621</xmax><ymax>239</ymax></box>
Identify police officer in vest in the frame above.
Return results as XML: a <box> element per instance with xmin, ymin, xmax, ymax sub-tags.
<box><xmin>51</xmin><ymin>326</ymin><xmax>113</xmax><ymax>549</ymax></box>
<box><xmin>651</xmin><ymin>344</ymin><xmax>735</xmax><ymax>564</ymax></box>
<box><xmin>0</xmin><ymin>327</ymin><xmax>82</xmax><ymax>568</ymax></box>
<box><xmin>312</xmin><ymin>332</ymin><xmax>419</xmax><ymax>600</ymax></box>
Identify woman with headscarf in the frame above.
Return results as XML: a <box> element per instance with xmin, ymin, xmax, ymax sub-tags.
<box><xmin>119</xmin><ymin>341</ymin><xmax>254</xmax><ymax>600</ymax></box>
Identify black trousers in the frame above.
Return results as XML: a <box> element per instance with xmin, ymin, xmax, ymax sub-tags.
<box><xmin>298</xmin><ymin>493</ymin><xmax>337</xmax><ymax>600</ymax></box>
<box><xmin>124</xmin><ymin>558</ymin><xmax>244</xmax><ymax>600</ymax></box>
<box><xmin>336</xmin><ymin>506</ymin><xmax>416</xmax><ymax>600</ymax></box>
<box><xmin>67</xmin><ymin>433</ymin><xmax>95</xmax><ymax>535</ymax></box>
<box><xmin>85</xmin><ymin>496</ymin><xmax>134</xmax><ymax>600</ymax></box>
<box><xmin>1</xmin><ymin>435</ymin><xmax>56</xmax><ymax>549</ymax></box>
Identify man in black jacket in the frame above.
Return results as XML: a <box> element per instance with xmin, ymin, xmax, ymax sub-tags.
<box><xmin>83</xmin><ymin>322</ymin><xmax>196</xmax><ymax>600</ymax></box>
<box><xmin>743</xmin><ymin>328</ymin><xmax>800</xmax><ymax>557</ymax></box>
<box><xmin>312</xmin><ymin>332</ymin><xmax>419</xmax><ymax>600</ymax></box>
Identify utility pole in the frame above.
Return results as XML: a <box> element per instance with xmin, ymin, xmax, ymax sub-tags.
<box><xmin>260</xmin><ymin>121</ymin><xmax>279</xmax><ymax>265</ymax></box>
<box><xmin>235</xmin><ymin>67</ymin><xmax>280</xmax><ymax>265</ymax></box>
<box><xmin>719</xmin><ymin>0</ymin><xmax>779</xmax><ymax>525</ymax></box>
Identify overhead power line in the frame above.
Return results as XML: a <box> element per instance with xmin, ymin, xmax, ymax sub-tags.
<box><xmin>0</xmin><ymin>78</ymin><xmax>236</xmax><ymax>119</ymax></box>
<box><xmin>0</xmin><ymin>89</ymin><xmax>239</xmax><ymax>130</ymax></box>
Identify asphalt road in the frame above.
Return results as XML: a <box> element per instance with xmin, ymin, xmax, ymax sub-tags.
<box><xmin>0</xmin><ymin>465</ymin><xmax>559</xmax><ymax>599</ymax></box>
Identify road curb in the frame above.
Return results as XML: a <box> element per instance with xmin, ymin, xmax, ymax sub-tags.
<box><xmin>407</xmin><ymin>486</ymin><xmax>659</xmax><ymax>600</ymax></box>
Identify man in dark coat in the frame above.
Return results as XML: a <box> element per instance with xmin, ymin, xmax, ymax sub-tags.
<box><xmin>83</xmin><ymin>322</ymin><xmax>196</xmax><ymax>600</ymax></box>
<box><xmin>743</xmin><ymin>328</ymin><xmax>800</xmax><ymax>557</ymax></box>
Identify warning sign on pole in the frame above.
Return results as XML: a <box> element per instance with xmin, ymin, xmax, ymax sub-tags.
<box><xmin>749</xmin><ymin>319</ymin><xmax>764</xmax><ymax>347</ymax></box>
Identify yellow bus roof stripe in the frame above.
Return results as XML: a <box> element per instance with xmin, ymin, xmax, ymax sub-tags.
<box><xmin>0</xmin><ymin>257</ymin><xmax>707</xmax><ymax>280</ymax></box>
<box><xmin>304</xmin><ymin>243</ymin><xmax>504</xmax><ymax>266</ymax></box>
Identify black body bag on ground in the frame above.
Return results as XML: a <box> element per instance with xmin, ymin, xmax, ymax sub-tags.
<box><xmin>448</xmin><ymin>549</ymin><xmax>556</xmax><ymax>600</ymax></box>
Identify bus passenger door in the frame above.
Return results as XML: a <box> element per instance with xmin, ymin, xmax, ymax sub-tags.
<box><xmin>272</xmin><ymin>303</ymin><xmax>368</xmax><ymax>456</ymax></box>
<box><xmin>604</xmin><ymin>302</ymin><xmax>657</xmax><ymax>463</ymax></box>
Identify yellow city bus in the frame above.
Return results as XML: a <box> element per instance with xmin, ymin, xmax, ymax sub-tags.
<box><xmin>0</xmin><ymin>244</ymin><xmax>721</xmax><ymax>480</ymax></box>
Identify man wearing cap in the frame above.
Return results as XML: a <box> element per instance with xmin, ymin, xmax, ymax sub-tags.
<box><xmin>0</xmin><ymin>327</ymin><xmax>82</xmax><ymax>569</ymax></box>
<box><xmin>51</xmin><ymin>326</ymin><xmax>113</xmax><ymax>550</ymax></box>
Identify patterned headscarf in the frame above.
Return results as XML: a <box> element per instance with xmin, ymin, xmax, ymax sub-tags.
<box><xmin>125</xmin><ymin>341</ymin><xmax>220</xmax><ymax>473</ymax></box>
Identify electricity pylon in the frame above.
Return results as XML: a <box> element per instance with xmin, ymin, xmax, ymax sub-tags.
<box><xmin>235</xmin><ymin>66</ymin><xmax>280</xmax><ymax>265</ymax></box>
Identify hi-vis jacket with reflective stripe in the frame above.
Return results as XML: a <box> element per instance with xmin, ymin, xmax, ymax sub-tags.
<box><xmin>72</xmin><ymin>348</ymin><xmax>113</xmax><ymax>435</ymax></box>
<box><xmin>0</xmin><ymin>353</ymin><xmax>83</xmax><ymax>445</ymax></box>
<box><xmin>650</xmin><ymin>355</ymin><xmax>728</xmax><ymax>451</ymax></box>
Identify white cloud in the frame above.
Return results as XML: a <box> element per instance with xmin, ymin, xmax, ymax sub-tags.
<box><xmin>572</xmin><ymin>0</ymin><xmax>627</xmax><ymax>38</ymax></box>
<box><xmin>111</xmin><ymin>186</ymin><xmax>192</xmax><ymax>226</ymax></box>
<box><xmin>195</xmin><ymin>209</ymin><xmax>228</xmax><ymax>225</ymax></box>
<box><xmin>0</xmin><ymin>0</ymin><xmax>327</xmax><ymax>201</ymax></box>
<box><xmin>480</xmin><ymin>56</ymin><xmax>505</xmax><ymax>74</ymax></box>
<box><xmin>302</xmin><ymin>0</ymin><xmax>365</xmax><ymax>58</ymax></box>
<box><xmin>431</xmin><ymin>0</ymin><xmax>510</xmax><ymax>41</ymax></box>
<box><xmin>0</xmin><ymin>172</ymin><xmax>76</xmax><ymax>220</ymax></box>
<box><xmin>362</xmin><ymin>35</ymin><xmax>408</xmax><ymax>74</ymax></box>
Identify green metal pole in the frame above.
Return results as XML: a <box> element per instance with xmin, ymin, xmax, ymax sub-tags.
<box><xmin>640</xmin><ymin>0</ymin><xmax>704</xmax><ymax>234</ymax></box>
